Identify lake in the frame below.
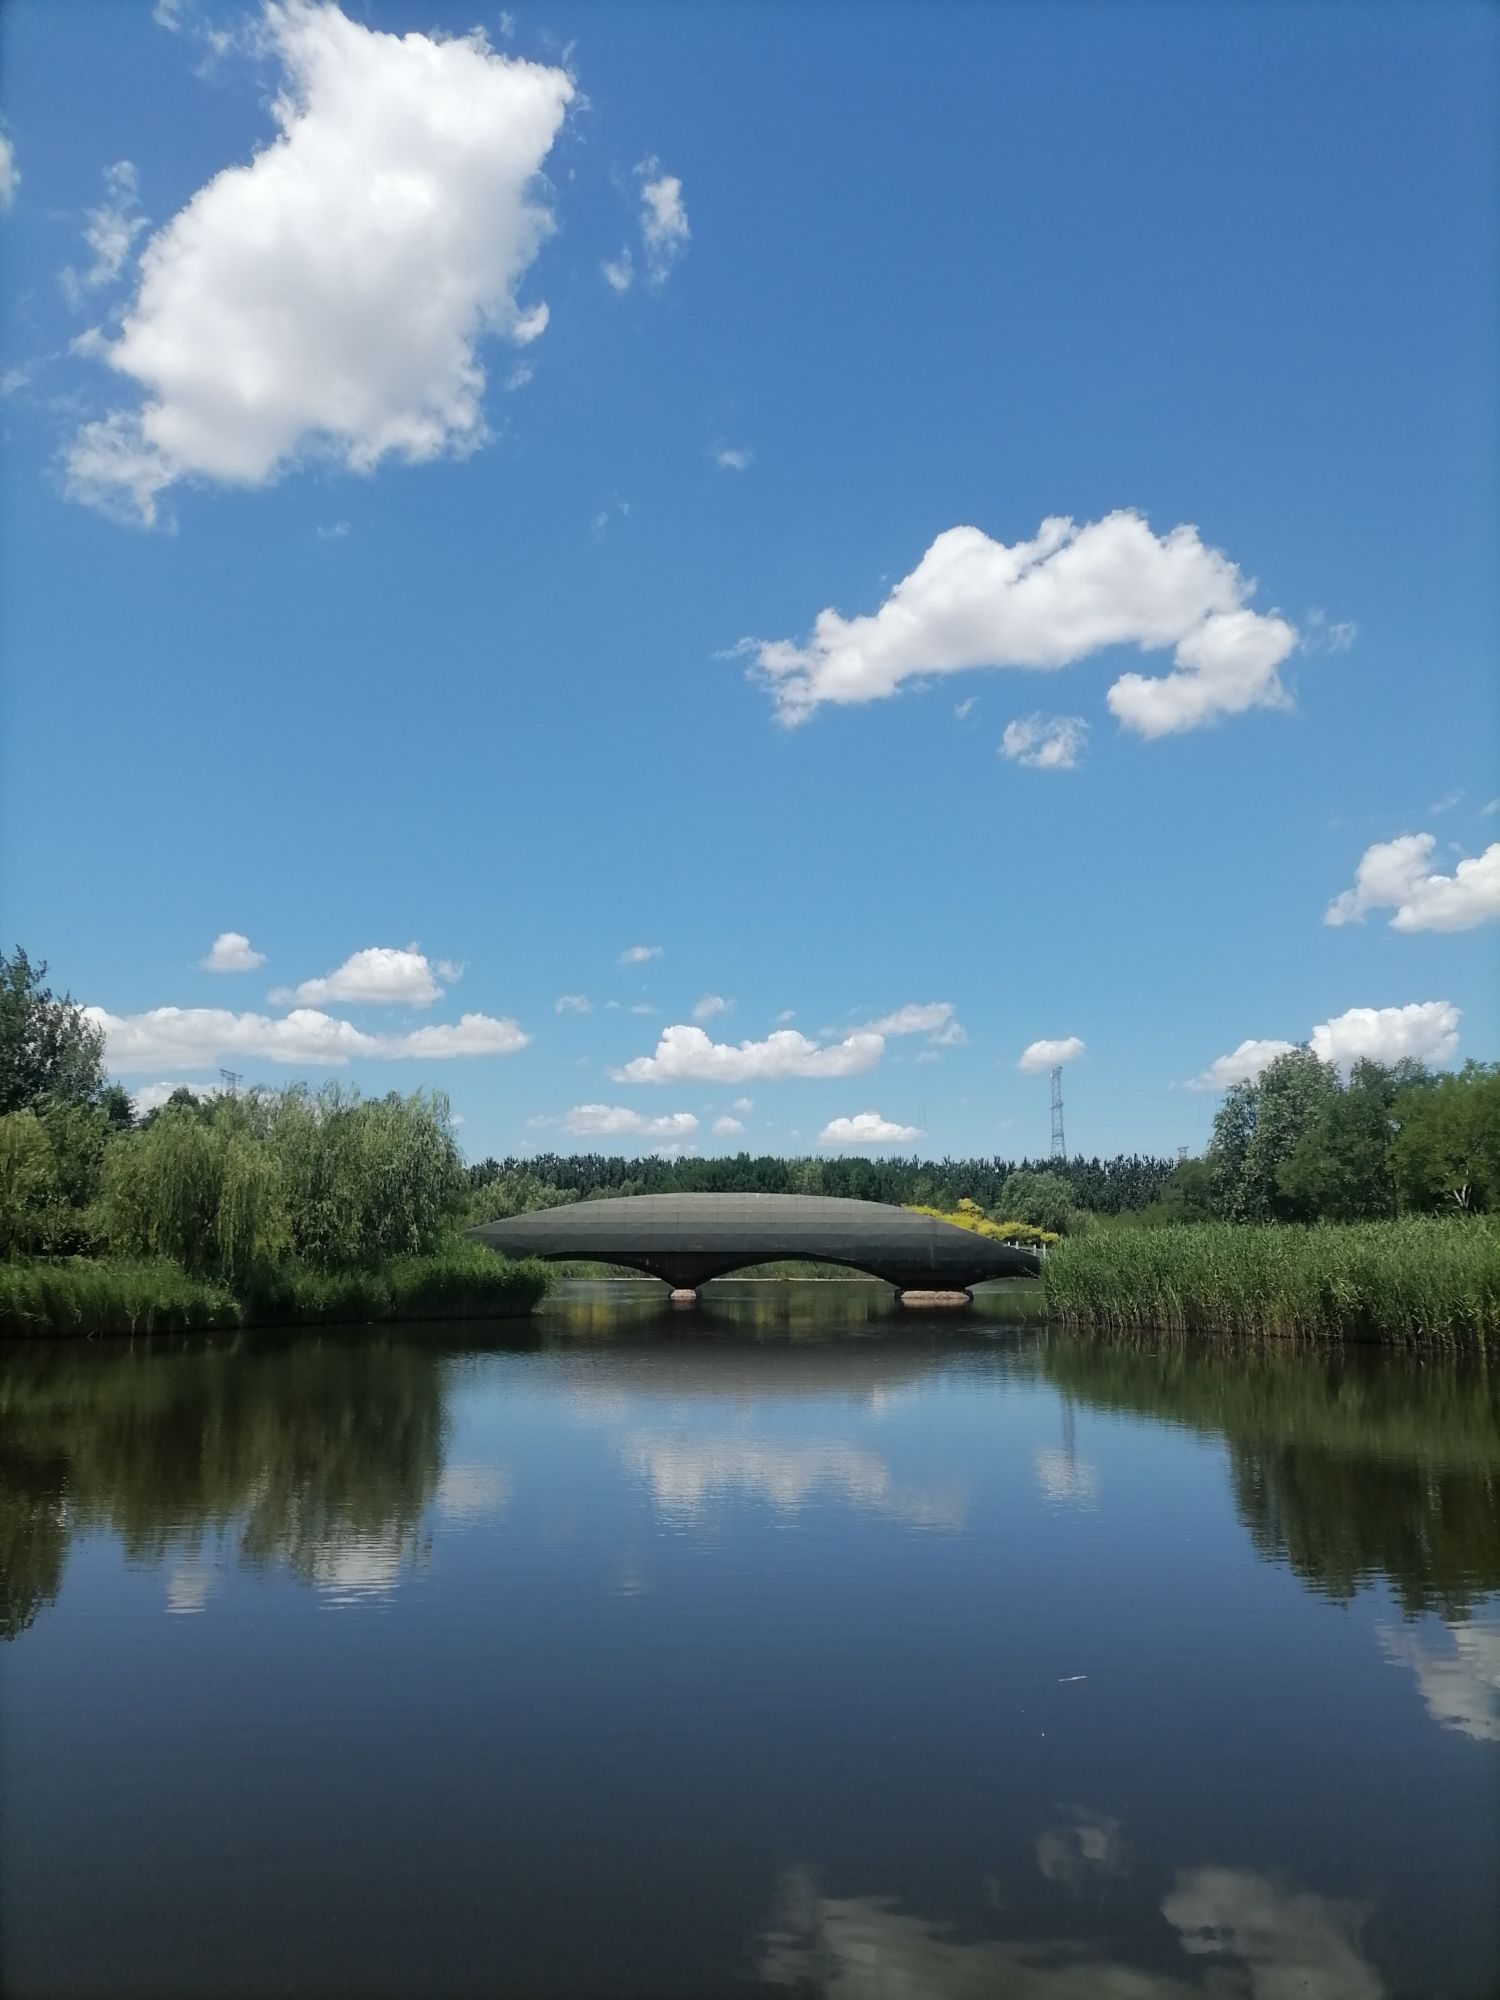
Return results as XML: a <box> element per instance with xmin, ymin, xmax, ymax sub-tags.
<box><xmin>2</xmin><ymin>1281</ymin><xmax>1497</xmax><ymax>1998</ymax></box>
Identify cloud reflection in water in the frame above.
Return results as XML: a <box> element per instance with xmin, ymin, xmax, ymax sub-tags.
<box><xmin>758</xmin><ymin>1855</ymin><xmax>1388</xmax><ymax>1999</ymax></box>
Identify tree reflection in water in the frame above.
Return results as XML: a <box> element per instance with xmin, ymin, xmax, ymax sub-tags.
<box><xmin>0</xmin><ymin>1335</ymin><xmax>447</xmax><ymax>1637</ymax></box>
<box><xmin>1041</xmin><ymin>1333</ymin><xmax>1500</xmax><ymax>1616</ymax></box>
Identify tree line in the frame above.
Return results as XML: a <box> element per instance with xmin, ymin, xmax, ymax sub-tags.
<box><xmin>467</xmin><ymin>1149</ymin><xmax>1178</xmax><ymax>1216</ymax></box>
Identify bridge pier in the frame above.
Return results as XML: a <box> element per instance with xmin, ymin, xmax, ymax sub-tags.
<box><xmin>896</xmin><ymin>1288</ymin><xmax>973</xmax><ymax>1308</ymax></box>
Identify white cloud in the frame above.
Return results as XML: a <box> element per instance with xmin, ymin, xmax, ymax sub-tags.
<box><xmin>1186</xmin><ymin>1002</ymin><xmax>1461</xmax><ymax>1090</ymax></box>
<box><xmin>600</xmin><ymin>249</ymin><xmax>634</xmax><ymax>293</ymax></box>
<box><xmin>636</xmin><ymin>156</ymin><xmax>689</xmax><ymax>283</ymax></box>
<box><xmin>818</xmin><ymin>1111</ymin><xmax>922</xmax><ymax>1147</ymax></box>
<box><xmin>1000</xmin><ymin>713</ymin><xmax>1088</xmax><ymax>771</ymax></box>
<box><xmin>1325</xmin><ymin>834</ymin><xmax>1500</xmax><ymax>933</ymax></box>
<box><xmin>618</xmin><ymin>943</ymin><xmax>661</xmax><ymax>965</ymax></box>
<box><xmin>1018</xmin><ymin>1036</ymin><xmax>1085</xmax><ymax>1073</ymax></box>
<box><xmin>1182</xmin><ymin>1037</ymin><xmax>1297</xmax><ymax>1092</ymax></box>
<box><xmin>87</xmin><ymin>1002</ymin><xmax>528</xmax><ymax>1071</ymax></box>
<box><xmin>562</xmin><ymin>1103</ymin><xmax>699</xmax><ymax>1142</ymax></box>
<box><xmin>751</xmin><ymin>510</ymin><xmax>1297</xmax><ymax>736</ymax></box>
<box><xmin>396</xmin><ymin>1013</ymin><xmax>529</xmax><ymax>1057</ymax></box>
<box><xmin>0</xmin><ymin>134</ymin><xmax>17</xmax><ymax>212</ymax></box>
<box><xmin>555</xmin><ymin>993</ymin><xmax>591</xmax><ymax>1014</ymax></box>
<box><xmin>731</xmin><ymin>1097</ymin><xmax>754</xmax><ymax>1113</ymax></box>
<box><xmin>277</xmin><ymin>945</ymin><xmax>451</xmax><ymax>1008</ymax></box>
<box><xmin>1483</xmin><ymin>798</ymin><xmax>1499</xmax><ymax>817</ymax></box>
<box><xmin>67</xmin><ymin>3</ymin><xmax>572</xmax><ymax>523</ymax></box>
<box><xmin>954</xmin><ymin>696</ymin><xmax>977</xmax><ymax>720</ymax></box>
<box><xmin>1310</xmin><ymin>1000</ymin><xmax>1460</xmax><ymax>1069</ymax></box>
<box><xmin>712</xmin><ymin>1115</ymin><xmax>746</xmax><ymax>1138</ymax></box>
<box><xmin>692</xmin><ymin>993</ymin><xmax>733</xmax><ymax>1022</ymax></box>
<box><xmin>715</xmin><ymin>445</ymin><xmax>751</xmax><ymax>471</ymax></box>
<box><xmin>613</xmin><ymin>1024</ymin><xmax>885</xmax><ymax>1085</ymax></box>
<box><xmin>866</xmin><ymin>1002</ymin><xmax>951</xmax><ymax>1038</ymax></box>
<box><xmin>63</xmin><ymin>161</ymin><xmax>147</xmax><ymax>302</ymax></box>
<box><xmin>199</xmin><ymin>930</ymin><xmax>265</xmax><ymax>973</ymax></box>
<box><xmin>315</xmin><ymin>519</ymin><xmax>350</xmax><ymax>540</ymax></box>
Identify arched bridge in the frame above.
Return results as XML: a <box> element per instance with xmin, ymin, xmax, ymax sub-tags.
<box><xmin>468</xmin><ymin>1192</ymin><xmax>1040</xmax><ymax>1296</ymax></box>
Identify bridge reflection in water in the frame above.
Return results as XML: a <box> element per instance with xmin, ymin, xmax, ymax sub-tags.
<box><xmin>469</xmin><ymin>1191</ymin><xmax>1040</xmax><ymax>1300</ymax></box>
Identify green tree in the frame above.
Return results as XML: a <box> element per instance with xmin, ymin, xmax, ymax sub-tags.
<box><xmin>0</xmin><ymin>948</ymin><xmax>106</xmax><ymax>1115</ymax></box>
<box><xmin>1390</xmin><ymin>1062</ymin><xmax>1500</xmax><ymax>1213</ymax></box>
<box><xmin>0</xmin><ymin>1112</ymin><xmax>61</xmax><ymax>1256</ymax></box>
<box><xmin>1210</xmin><ymin>1048</ymin><xmax>1339</xmax><ymax>1221</ymax></box>
<box><xmin>993</xmin><ymin>1168</ymin><xmax>1075</xmax><ymax>1234</ymax></box>
<box><xmin>1275</xmin><ymin>1059</ymin><xmax>1417</xmax><ymax>1222</ymax></box>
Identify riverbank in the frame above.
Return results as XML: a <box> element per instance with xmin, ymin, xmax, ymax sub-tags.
<box><xmin>1041</xmin><ymin>1216</ymin><xmax>1500</xmax><ymax>1347</ymax></box>
<box><xmin>0</xmin><ymin>1239</ymin><xmax>549</xmax><ymax>1338</ymax></box>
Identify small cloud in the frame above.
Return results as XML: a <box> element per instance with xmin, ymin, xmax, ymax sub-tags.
<box><xmin>628</xmin><ymin>1001</ymin><xmax>657</xmax><ymax>1016</ymax></box>
<box><xmin>62</xmin><ymin>161</ymin><xmax>147</xmax><ymax>305</ymax></box>
<box><xmin>504</xmin><ymin>360</ymin><xmax>535</xmax><ymax>392</ymax></box>
<box><xmin>1000</xmin><ymin>714</ymin><xmax>1089</xmax><ymax>772</ymax></box>
<box><xmin>555</xmin><ymin>994</ymin><xmax>591</xmax><ymax>1015</ymax></box>
<box><xmin>562</xmin><ymin>1103</ymin><xmax>698</xmax><ymax>1145</ymax></box>
<box><xmin>714</xmin><ymin>445</ymin><xmax>751</xmax><ymax>472</ymax></box>
<box><xmin>712</xmin><ymin>1115</ymin><xmax>745</xmax><ymax>1138</ymax></box>
<box><xmin>818</xmin><ymin>1111</ymin><xmax>922</xmax><ymax>1147</ymax></box>
<box><xmin>775</xmin><ymin>1009</ymin><xmax>796</xmax><ymax>1024</ymax></box>
<box><xmin>1429</xmin><ymin>788</ymin><xmax>1465</xmax><ymax>816</ymax></box>
<box><xmin>636</xmin><ymin>156</ymin><xmax>689</xmax><ymax>284</ymax></box>
<box><xmin>954</xmin><ymin>696</ymin><xmax>977</xmax><ymax>721</ymax></box>
<box><xmin>1301</xmin><ymin>607</ymin><xmax>1358</xmax><ymax>654</ymax></box>
<box><xmin>434</xmin><ymin>959</ymin><xmax>463</xmax><ymax>984</ymax></box>
<box><xmin>731</xmin><ymin>1097</ymin><xmax>753</xmax><ymax>1113</ymax></box>
<box><xmin>618</xmin><ymin>944</ymin><xmax>662</xmax><ymax>965</ymax></box>
<box><xmin>601</xmin><ymin>249</ymin><xmax>634</xmax><ymax>294</ymax></box>
<box><xmin>0</xmin><ymin>135</ymin><xmax>17</xmax><ymax>214</ymax></box>
<box><xmin>692</xmin><ymin>994</ymin><xmax>733</xmax><ymax>1022</ymax></box>
<box><xmin>315</xmin><ymin>520</ymin><xmax>350</xmax><ymax>540</ymax></box>
<box><xmin>278</xmin><ymin>944</ymin><xmax>445</xmax><ymax>1008</ymax></box>
<box><xmin>199</xmin><ymin>931</ymin><xmax>265</xmax><ymax>973</ymax></box>
<box><xmin>1018</xmin><ymin>1036</ymin><xmax>1084</xmax><ymax>1073</ymax></box>
<box><xmin>497</xmin><ymin>10</ymin><xmax>516</xmax><ymax>39</ymax></box>
<box><xmin>1482</xmin><ymin>798</ymin><xmax>1499</xmax><ymax>817</ymax></box>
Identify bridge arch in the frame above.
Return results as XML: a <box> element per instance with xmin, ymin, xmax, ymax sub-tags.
<box><xmin>468</xmin><ymin>1191</ymin><xmax>1039</xmax><ymax>1296</ymax></box>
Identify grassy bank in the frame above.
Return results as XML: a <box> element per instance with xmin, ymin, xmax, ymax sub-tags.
<box><xmin>1041</xmin><ymin>1217</ymin><xmax>1500</xmax><ymax>1346</ymax></box>
<box><xmin>0</xmin><ymin>1239</ymin><xmax>550</xmax><ymax>1338</ymax></box>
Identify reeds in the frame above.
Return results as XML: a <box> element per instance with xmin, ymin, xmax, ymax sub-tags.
<box><xmin>0</xmin><ymin>1240</ymin><xmax>550</xmax><ymax>1338</ymax></box>
<box><xmin>1041</xmin><ymin>1217</ymin><xmax>1500</xmax><ymax>1346</ymax></box>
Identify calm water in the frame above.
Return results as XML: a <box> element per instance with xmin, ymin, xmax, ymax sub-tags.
<box><xmin>3</xmin><ymin>1281</ymin><xmax>1498</xmax><ymax>2000</ymax></box>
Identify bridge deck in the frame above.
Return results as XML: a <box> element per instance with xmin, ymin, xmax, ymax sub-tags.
<box><xmin>468</xmin><ymin>1192</ymin><xmax>1039</xmax><ymax>1292</ymax></box>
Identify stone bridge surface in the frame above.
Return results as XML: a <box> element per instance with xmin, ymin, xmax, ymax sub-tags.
<box><xmin>468</xmin><ymin>1192</ymin><xmax>1039</xmax><ymax>1293</ymax></box>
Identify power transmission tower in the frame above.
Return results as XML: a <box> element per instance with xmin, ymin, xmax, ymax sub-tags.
<box><xmin>1050</xmin><ymin>1065</ymin><xmax>1065</xmax><ymax>1159</ymax></box>
<box><xmin>218</xmin><ymin>1067</ymin><xmax>243</xmax><ymax>1096</ymax></box>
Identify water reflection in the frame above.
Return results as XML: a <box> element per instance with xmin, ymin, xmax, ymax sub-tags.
<box><xmin>0</xmin><ymin>1335</ymin><xmax>446</xmax><ymax>1632</ymax></box>
<box><xmin>618</xmin><ymin>1431</ymin><xmax>967</xmax><ymax>1529</ymax></box>
<box><xmin>758</xmin><ymin>1858</ymin><xmax>1387</xmax><ymax>1999</ymax></box>
<box><xmin>1379</xmin><ymin>1620</ymin><xmax>1500</xmax><ymax>1743</ymax></box>
<box><xmin>1042</xmin><ymin>1335</ymin><xmax>1500</xmax><ymax>1614</ymax></box>
<box><xmin>1035</xmin><ymin>1805</ymin><xmax>1130</xmax><ymax>1890</ymax></box>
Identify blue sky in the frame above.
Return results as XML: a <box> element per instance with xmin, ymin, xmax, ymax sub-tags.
<box><xmin>1</xmin><ymin>0</ymin><xmax>1496</xmax><ymax>1162</ymax></box>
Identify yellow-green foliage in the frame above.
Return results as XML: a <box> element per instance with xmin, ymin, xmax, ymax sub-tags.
<box><xmin>904</xmin><ymin>1201</ymin><xmax>1059</xmax><ymax>1247</ymax></box>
